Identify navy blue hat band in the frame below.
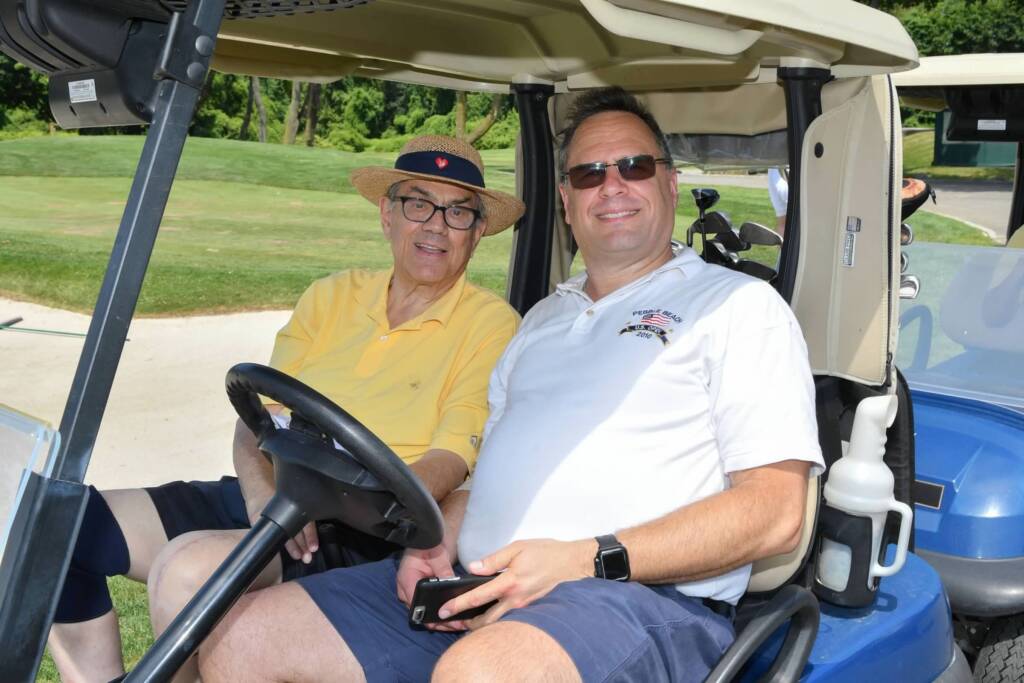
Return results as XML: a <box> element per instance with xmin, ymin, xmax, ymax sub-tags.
<box><xmin>394</xmin><ymin>151</ymin><xmax>485</xmax><ymax>188</ymax></box>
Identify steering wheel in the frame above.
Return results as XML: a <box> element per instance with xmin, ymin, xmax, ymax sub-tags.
<box><xmin>225</xmin><ymin>362</ymin><xmax>443</xmax><ymax>549</ymax></box>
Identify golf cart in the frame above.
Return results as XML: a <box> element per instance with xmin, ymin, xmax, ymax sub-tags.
<box><xmin>0</xmin><ymin>1</ymin><xmax>967</xmax><ymax>680</ymax></box>
<box><xmin>892</xmin><ymin>54</ymin><xmax>1024</xmax><ymax>679</ymax></box>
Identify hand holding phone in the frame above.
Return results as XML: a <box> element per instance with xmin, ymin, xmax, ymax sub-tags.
<box><xmin>408</xmin><ymin>575</ymin><xmax>498</xmax><ymax>627</ymax></box>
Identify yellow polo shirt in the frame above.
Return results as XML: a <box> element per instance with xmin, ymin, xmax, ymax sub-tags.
<box><xmin>268</xmin><ymin>269</ymin><xmax>519</xmax><ymax>468</ymax></box>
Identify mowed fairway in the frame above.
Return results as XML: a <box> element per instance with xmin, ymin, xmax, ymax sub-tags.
<box><xmin>1</xmin><ymin>136</ymin><xmax>993</xmax><ymax>317</ymax></box>
<box><xmin>0</xmin><ymin>136</ymin><xmax>520</xmax><ymax>314</ymax></box>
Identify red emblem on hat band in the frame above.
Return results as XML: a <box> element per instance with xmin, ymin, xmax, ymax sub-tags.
<box><xmin>435</xmin><ymin>156</ymin><xmax>449</xmax><ymax>169</ymax></box>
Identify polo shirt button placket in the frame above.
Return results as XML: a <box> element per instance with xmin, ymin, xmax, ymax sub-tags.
<box><xmin>573</xmin><ymin>307</ymin><xmax>597</xmax><ymax>333</ymax></box>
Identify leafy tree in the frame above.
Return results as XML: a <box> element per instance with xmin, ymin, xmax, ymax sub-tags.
<box><xmin>343</xmin><ymin>81</ymin><xmax>387</xmax><ymax>137</ymax></box>
<box><xmin>304</xmin><ymin>83</ymin><xmax>321</xmax><ymax>147</ymax></box>
<box><xmin>0</xmin><ymin>53</ymin><xmax>50</xmax><ymax>129</ymax></box>
<box><xmin>192</xmin><ymin>72</ymin><xmax>249</xmax><ymax>138</ymax></box>
<box><xmin>283</xmin><ymin>81</ymin><xmax>303</xmax><ymax>144</ymax></box>
<box><xmin>895</xmin><ymin>0</ymin><xmax>1024</xmax><ymax>55</ymax></box>
<box><xmin>455</xmin><ymin>92</ymin><xmax>504</xmax><ymax>145</ymax></box>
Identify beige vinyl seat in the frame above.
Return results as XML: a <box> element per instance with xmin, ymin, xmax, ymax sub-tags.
<box><xmin>748</xmin><ymin>475</ymin><xmax>820</xmax><ymax>595</ymax></box>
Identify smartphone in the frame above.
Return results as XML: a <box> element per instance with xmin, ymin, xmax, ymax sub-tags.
<box><xmin>408</xmin><ymin>574</ymin><xmax>498</xmax><ymax>626</ymax></box>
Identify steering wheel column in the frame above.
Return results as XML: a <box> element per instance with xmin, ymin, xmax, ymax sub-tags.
<box><xmin>121</xmin><ymin>364</ymin><xmax>443</xmax><ymax>682</ymax></box>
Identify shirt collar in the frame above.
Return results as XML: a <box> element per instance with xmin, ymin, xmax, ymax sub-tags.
<box><xmin>420</xmin><ymin>272</ymin><xmax>468</xmax><ymax>326</ymax></box>
<box><xmin>555</xmin><ymin>246</ymin><xmax>704</xmax><ymax>298</ymax></box>
<box><xmin>356</xmin><ymin>268</ymin><xmax>468</xmax><ymax>330</ymax></box>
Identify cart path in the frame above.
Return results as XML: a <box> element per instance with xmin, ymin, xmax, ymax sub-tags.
<box><xmin>0</xmin><ymin>298</ymin><xmax>290</xmax><ymax>489</ymax></box>
<box><xmin>922</xmin><ymin>179</ymin><xmax>1014</xmax><ymax>243</ymax></box>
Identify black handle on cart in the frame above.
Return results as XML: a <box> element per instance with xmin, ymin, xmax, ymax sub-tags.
<box><xmin>704</xmin><ymin>584</ymin><xmax>820</xmax><ymax>683</ymax></box>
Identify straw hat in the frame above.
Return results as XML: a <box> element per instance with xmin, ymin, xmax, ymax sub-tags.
<box><xmin>350</xmin><ymin>135</ymin><xmax>525</xmax><ymax>236</ymax></box>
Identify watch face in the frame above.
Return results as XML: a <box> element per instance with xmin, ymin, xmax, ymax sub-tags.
<box><xmin>600</xmin><ymin>549</ymin><xmax>629</xmax><ymax>580</ymax></box>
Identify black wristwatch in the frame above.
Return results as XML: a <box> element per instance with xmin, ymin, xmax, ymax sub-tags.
<box><xmin>594</xmin><ymin>534</ymin><xmax>630</xmax><ymax>581</ymax></box>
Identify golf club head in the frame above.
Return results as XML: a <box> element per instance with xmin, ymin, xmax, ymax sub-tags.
<box><xmin>703</xmin><ymin>210</ymin><xmax>733</xmax><ymax>234</ymax></box>
<box><xmin>701</xmin><ymin>211</ymin><xmax>745</xmax><ymax>253</ymax></box>
<box><xmin>707</xmin><ymin>240</ymin><xmax>739</xmax><ymax>266</ymax></box>
<box><xmin>686</xmin><ymin>219</ymin><xmax>701</xmax><ymax>247</ymax></box>
<box><xmin>736</xmin><ymin>259</ymin><xmax>778</xmax><ymax>282</ymax></box>
<box><xmin>739</xmin><ymin>221</ymin><xmax>784</xmax><ymax>247</ymax></box>
<box><xmin>901</xmin><ymin>222</ymin><xmax>914</xmax><ymax>246</ymax></box>
<box><xmin>691</xmin><ymin>187</ymin><xmax>720</xmax><ymax>214</ymax></box>
<box><xmin>900</xmin><ymin>251</ymin><xmax>908</xmax><ymax>274</ymax></box>
<box><xmin>899</xmin><ymin>274</ymin><xmax>920</xmax><ymax>300</ymax></box>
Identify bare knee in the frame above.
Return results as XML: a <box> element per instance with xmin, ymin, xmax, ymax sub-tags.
<box><xmin>433</xmin><ymin>623</ymin><xmax>579</xmax><ymax>683</ymax></box>
<box><xmin>147</xmin><ymin>532</ymin><xmax>232</xmax><ymax>631</ymax></box>
<box><xmin>101</xmin><ymin>487</ymin><xmax>168</xmax><ymax>580</ymax></box>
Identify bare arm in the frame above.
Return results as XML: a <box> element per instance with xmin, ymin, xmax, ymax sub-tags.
<box><xmin>444</xmin><ymin>459</ymin><xmax>811</xmax><ymax>628</ymax></box>
<box><xmin>233</xmin><ymin>408</ymin><xmax>283</xmax><ymax>522</ymax></box>
<box><xmin>395</xmin><ymin>490</ymin><xmax>470</xmax><ymax>613</ymax></box>
<box><xmin>618</xmin><ymin>459</ymin><xmax>810</xmax><ymax>583</ymax></box>
<box><xmin>437</xmin><ymin>489</ymin><xmax>470</xmax><ymax>558</ymax></box>
<box><xmin>233</xmin><ymin>407</ymin><xmax>324</xmax><ymax>563</ymax></box>
<box><xmin>408</xmin><ymin>449</ymin><xmax>469</xmax><ymax>504</ymax></box>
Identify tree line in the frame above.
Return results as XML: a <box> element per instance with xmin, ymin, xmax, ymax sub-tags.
<box><xmin>0</xmin><ymin>59</ymin><xmax>517</xmax><ymax>150</ymax></box>
<box><xmin>1</xmin><ymin>0</ymin><xmax>1023</xmax><ymax>147</ymax></box>
<box><xmin>187</xmin><ymin>74</ymin><xmax>517</xmax><ymax>151</ymax></box>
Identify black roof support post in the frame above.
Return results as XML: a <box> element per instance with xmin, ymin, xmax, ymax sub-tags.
<box><xmin>1008</xmin><ymin>142</ymin><xmax>1024</xmax><ymax>243</ymax></box>
<box><xmin>776</xmin><ymin>67</ymin><xmax>830</xmax><ymax>304</ymax></box>
<box><xmin>0</xmin><ymin>1</ymin><xmax>225</xmax><ymax>678</ymax></box>
<box><xmin>508</xmin><ymin>83</ymin><xmax>556</xmax><ymax>316</ymax></box>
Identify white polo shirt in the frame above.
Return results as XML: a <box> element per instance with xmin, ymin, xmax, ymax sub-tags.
<box><xmin>458</xmin><ymin>248</ymin><xmax>824</xmax><ymax>604</ymax></box>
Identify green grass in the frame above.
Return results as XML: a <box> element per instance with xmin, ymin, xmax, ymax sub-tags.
<box><xmin>903</xmin><ymin>211</ymin><xmax>997</xmax><ymax>246</ymax></box>
<box><xmin>0</xmin><ymin>135</ymin><xmax>518</xmax><ymax>195</ymax></box>
<box><xmin>903</xmin><ymin>130</ymin><xmax>1015</xmax><ymax>182</ymax></box>
<box><xmin>3</xmin><ymin>135</ymin><xmax>990</xmax><ymax>316</ymax></box>
<box><xmin>37</xmin><ymin>577</ymin><xmax>152</xmax><ymax>682</ymax></box>
<box><xmin>0</xmin><ymin>138</ymin><xmax>517</xmax><ymax>314</ymax></box>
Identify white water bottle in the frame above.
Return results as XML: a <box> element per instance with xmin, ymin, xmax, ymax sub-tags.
<box><xmin>814</xmin><ymin>395</ymin><xmax>913</xmax><ymax>606</ymax></box>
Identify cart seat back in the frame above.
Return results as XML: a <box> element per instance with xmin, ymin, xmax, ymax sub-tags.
<box><xmin>748</xmin><ymin>475</ymin><xmax>819</xmax><ymax>593</ymax></box>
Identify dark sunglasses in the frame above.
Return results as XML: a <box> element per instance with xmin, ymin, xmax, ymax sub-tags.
<box><xmin>561</xmin><ymin>154</ymin><xmax>673</xmax><ymax>190</ymax></box>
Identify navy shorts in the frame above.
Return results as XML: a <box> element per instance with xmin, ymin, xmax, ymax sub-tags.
<box><xmin>297</xmin><ymin>557</ymin><xmax>735</xmax><ymax>682</ymax></box>
<box><xmin>144</xmin><ymin>476</ymin><xmax>400</xmax><ymax>579</ymax></box>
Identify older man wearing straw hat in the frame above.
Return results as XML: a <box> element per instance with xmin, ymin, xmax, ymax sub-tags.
<box><xmin>47</xmin><ymin>135</ymin><xmax>524</xmax><ymax>683</ymax></box>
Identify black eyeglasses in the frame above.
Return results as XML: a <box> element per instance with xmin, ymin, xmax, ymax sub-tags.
<box><xmin>561</xmin><ymin>154</ymin><xmax>673</xmax><ymax>190</ymax></box>
<box><xmin>395</xmin><ymin>196</ymin><xmax>481</xmax><ymax>230</ymax></box>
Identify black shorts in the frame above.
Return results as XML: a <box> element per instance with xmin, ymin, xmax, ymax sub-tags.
<box><xmin>144</xmin><ymin>476</ymin><xmax>400</xmax><ymax>581</ymax></box>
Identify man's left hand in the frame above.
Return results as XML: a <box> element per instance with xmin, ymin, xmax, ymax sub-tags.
<box><xmin>438</xmin><ymin>538</ymin><xmax>596</xmax><ymax>630</ymax></box>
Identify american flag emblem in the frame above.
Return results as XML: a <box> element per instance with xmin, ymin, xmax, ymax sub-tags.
<box><xmin>640</xmin><ymin>312</ymin><xmax>673</xmax><ymax>327</ymax></box>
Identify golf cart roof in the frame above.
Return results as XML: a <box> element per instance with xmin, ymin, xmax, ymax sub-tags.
<box><xmin>891</xmin><ymin>53</ymin><xmax>1024</xmax><ymax>88</ymax></box>
<box><xmin>893</xmin><ymin>53</ymin><xmax>1024</xmax><ymax>111</ymax></box>
<box><xmin>210</xmin><ymin>0</ymin><xmax>918</xmax><ymax>90</ymax></box>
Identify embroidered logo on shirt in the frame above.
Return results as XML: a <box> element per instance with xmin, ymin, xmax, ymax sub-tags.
<box><xmin>619</xmin><ymin>308</ymin><xmax>681</xmax><ymax>346</ymax></box>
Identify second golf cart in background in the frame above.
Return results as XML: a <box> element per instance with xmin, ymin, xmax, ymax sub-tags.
<box><xmin>893</xmin><ymin>54</ymin><xmax>1024</xmax><ymax>680</ymax></box>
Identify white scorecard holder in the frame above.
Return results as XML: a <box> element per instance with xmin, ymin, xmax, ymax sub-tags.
<box><xmin>0</xmin><ymin>406</ymin><xmax>60</xmax><ymax>566</ymax></box>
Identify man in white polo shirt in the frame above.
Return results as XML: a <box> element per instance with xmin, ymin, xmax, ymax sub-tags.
<box><xmin>198</xmin><ymin>88</ymin><xmax>824</xmax><ymax>683</ymax></box>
